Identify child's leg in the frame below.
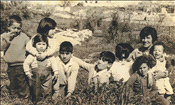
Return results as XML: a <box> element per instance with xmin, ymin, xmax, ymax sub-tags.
<box><xmin>15</xmin><ymin>65</ymin><xmax>29</xmax><ymax>97</ymax></box>
<box><xmin>164</xmin><ymin>78</ymin><xmax>173</xmax><ymax>95</ymax></box>
<box><xmin>52</xmin><ymin>76</ymin><xmax>60</xmax><ymax>100</ymax></box>
<box><xmin>6</xmin><ymin>66</ymin><xmax>18</xmax><ymax>95</ymax></box>
<box><xmin>156</xmin><ymin>79</ymin><xmax>166</xmax><ymax>95</ymax></box>
<box><xmin>41</xmin><ymin>74</ymin><xmax>52</xmax><ymax>98</ymax></box>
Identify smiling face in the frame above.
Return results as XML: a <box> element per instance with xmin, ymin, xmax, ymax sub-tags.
<box><xmin>36</xmin><ymin>42</ymin><xmax>47</xmax><ymax>52</ymax></box>
<box><xmin>8</xmin><ymin>22</ymin><xmax>21</xmax><ymax>36</ymax></box>
<box><xmin>141</xmin><ymin>35</ymin><xmax>153</xmax><ymax>48</ymax></box>
<box><xmin>153</xmin><ymin>45</ymin><xmax>164</xmax><ymax>59</ymax></box>
<box><xmin>59</xmin><ymin>51</ymin><xmax>72</xmax><ymax>64</ymax></box>
<box><xmin>139</xmin><ymin>63</ymin><xmax>149</xmax><ymax>76</ymax></box>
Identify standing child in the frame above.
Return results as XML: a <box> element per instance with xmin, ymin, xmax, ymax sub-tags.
<box><xmin>109</xmin><ymin>43</ymin><xmax>134</xmax><ymax>82</ymax></box>
<box><xmin>0</xmin><ymin>15</ymin><xmax>30</xmax><ymax>98</ymax></box>
<box><xmin>55</xmin><ymin>41</ymin><xmax>79</xmax><ymax>98</ymax></box>
<box><xmin>23</xmin><ymin>34</ymin><xmax>59</xmax><ymax>104</ymax></box>
<box><xmin>124</xmin><ymin>55</ymin><xmax>169</xmax><ymax>105</ymax></box>
<box><xmin>148</xmin><ymin>42</ymin><xmax>173</xmax><ymax>103</ymax></box>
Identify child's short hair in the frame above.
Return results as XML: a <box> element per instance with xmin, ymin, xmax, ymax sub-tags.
<box><xmin>59</xmin><ymin>41</ymin><xmax>73</xmax><ymax>53</ymax></box>
<box><xmin>8</xmin><ymin>15</ymin><xmax>22</xmax><ymax>27</ymax></box>
<box><xmin>132</xmin><ymin>54</ymin><xmax>156</xmax><ymax>73</ymax></box>
<box><xmin>115</xmin><ymin>43</ymin><xmax>134</xmax><ymax>60</ymax></box>
<box><xmin>100</xmin><ymin>51</ymin><xmax>115</xmax><ymax>64</ymax></box>
<box><xmin>140</xmin><ymin>26</ymin><xmax>157</xmax><ymax>43</ymax></box>
<box><xmin>32</xmin><ymin>34</ymin><xmax>48</xmax><ymax>48</ymax></box>
<box><xmin>37</xmin><ymin>18</ymin><xmax>57</xmax><ymax>35</ymax></box>
<box><xmin>150</xmin><ymin>41</ymin><xmax>165</xmax><ymax>55</ymax></box>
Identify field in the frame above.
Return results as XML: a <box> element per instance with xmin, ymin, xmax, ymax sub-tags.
<box><xmin>1</xmin><ymin>1</ymin><xmax>175</xmax><ymax>105</ymax></box>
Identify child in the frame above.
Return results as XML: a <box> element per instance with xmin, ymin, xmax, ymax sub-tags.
<box><xmin>75</xmin><ymin>51</ymin><xmax>115</xmax><ymax>86</ymax></box>
<box><xmin>0</xmin><ymin>15</ymin><xmax>30</xmax><ymax>97</ymax></box>
<box><xmin>23</xmin><ymin>34</ymin><xmax>59</xmax><ymax>104</ymax></box>
<box><xmin>149</xmin><ymin>42</ymin><xmax>173</xmax><ymax>102</ymax></box>
<box><xmin>128</xmin><ymin>26</ymin><xmax>158</xmax><ymax>60</ymax></box>
<box><xmin>26</xmin><ymin>18</ymin><xmax>59</xmax><ymax>60</ymax></box>
<box><xmin>124</xmin><ymin>55</ymin><xmax>169</xmax><ymax>105</ymax></box>
<box><xmin>55</xmin><ymin>41</ymin><xmax>79</xmax><ymax>98</ymax></box>
<box><xmin>109</xmin><ymin>43</ymin><xmax>134</xmax><ymax>82</ymax></box>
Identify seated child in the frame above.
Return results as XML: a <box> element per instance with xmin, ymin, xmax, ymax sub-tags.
<box><xmin>148</xmin><ymin>42</ymin><xmax>173</xmax><ymax>102</ymax></box>
<box><xmin>74</xmin><ymin>51</ymin><xmax>115</xmax><ymax>86</ymax></box>
<box><xmin>109</xmin><ymin>43</ymin><xmax>134</xmax><ymax>82</ymax></box>
<box><xmin>124</xmin><ymin>55</ymin><xmax>169</xmax><ymax>105</ymax></box>
<box><xmin>1</xmin><ymin>15</ymin><xmax>30</xmax><ymax>98</ymax></box>
<box><xmin>55</xmin><ymin>41</ymin><xmax>79</xmax><ymax>98</ymax></box>
<box><xmin>23</xmin><ymin>34</ymin><xmax>59</xmax><ymax>104</ymax></box>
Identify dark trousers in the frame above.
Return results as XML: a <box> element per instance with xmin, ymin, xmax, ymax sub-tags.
<box><xmin>29</xmin><ymin>69</ymin><xmax>52</xmax><ymax>104</ymax></box>
<box><xmin>7</xmin><ymin>65</ymin><xmax>29</xmax><ymax>97</ymax></box>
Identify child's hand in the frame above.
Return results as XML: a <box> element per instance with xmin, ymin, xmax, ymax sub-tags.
<box><xmin>36</xmin><ymin>52</ymin><xmax>47</xmax><ymax>61</ymax></box>
<box><xmin>153</xmin><ymin>71</ymin><xmax>166</xmax><ymax>80</ymax></box>
<box><xmin>27</xmin><ymin>73</ymin><xmax>33</xmax><ymax>80</ymax></box>
<box><xmin>135</xmin><ymin>50</ymin><xmax>142</xmax><ymax>58</ymax></box>
<box><xmin>65</xmin><ymin>92</ymin><xmax>72</xmax><ymax>98</ymax></box>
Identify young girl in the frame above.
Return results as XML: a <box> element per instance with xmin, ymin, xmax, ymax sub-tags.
<box><xmin>123</xmin><ymin>55</ymin><xmax>169</xmax><ymax>105</ymax></box>
<box><xmin>26</xmin><ymin>18</ymin><xmax>59</xmax><ymax>60</ymax></box>
<box><xmin>109</xmin><ymin>43</ymin><xmax>134</xmax><ymax>82</ymax></box>
<box><xmin>23</xmin><ymin>34</ymin><xmax>59</xmax><ymax>104</ymax></box>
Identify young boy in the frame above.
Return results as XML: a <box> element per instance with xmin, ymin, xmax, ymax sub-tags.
<box><xmin>74</xmin><ymin>51</ymin><xmax>115</xmax><ymax>86</ymax></box>
<box><xmin>0</xmin><ymin>15</ymin><xmax>30</xmax><ymax>97</ymax></box>
<box><xmin>55</xmin><ymin>41</ymin><xmax>79</xmax><ymax>98</ymax></box>
<box><xmin>149</xmin><ymin>42</ymin><xmax>173</xmax><ymax>102</ymax></box>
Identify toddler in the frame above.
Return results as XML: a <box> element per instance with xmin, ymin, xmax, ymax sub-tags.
<box><xmin>149</xmin><ymin>42</ymin><xmax>173</xmax><ymax>102</ymax></box>
<box><xmin>23</xmin><ymin>34</ymin><xmax>59</xmax><ymax>104</ymax></box>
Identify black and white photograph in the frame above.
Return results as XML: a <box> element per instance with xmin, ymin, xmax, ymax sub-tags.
<box><xmin>1</xmin><ymin>1</ymin><xmax>175</xmax><ymax>105</ymax></box>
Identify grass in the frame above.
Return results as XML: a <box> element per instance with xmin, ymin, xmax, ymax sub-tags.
<box><xmin>1</xmin><ymin>1</ymin><xmax>175</xmax><ymax>105</ymax></box>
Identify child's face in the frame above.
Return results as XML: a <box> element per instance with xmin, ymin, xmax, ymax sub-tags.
<box><xmin>59</xmin><ymin>51</ymin><xmax>72</xmax><ymax>64</ymax></box>
<box><xmin>36</xmin><ymin>42</ymin><xmax>47</xmax><ymax>52</ymax></box>
<box><xmin>8</xmin><ymin>22</ymin><xmax>21</xmax><ymax>36</ymax></box>
<box><xmin>153</xmin><ymin>45</ymin><xmax>164</xmax><ymax>59</ymax></box>
<box><xmin>139</xmin><ymin>63</ymin><xmax>149</xmax><ymax>76</ymax></box>
<box><xmin>141</xmin><ymin>35</ymin><xmax>153</xmax><ymax>48</ymax></box>
<box><xmin>48</xmin><ymin>27</ymin><xmax>57</xmax><ymax>38</ymax></box>
<box><xmin>96</xmin><ymin>58</ymin><xmax>110</xmax><ymax>71</ymax></box>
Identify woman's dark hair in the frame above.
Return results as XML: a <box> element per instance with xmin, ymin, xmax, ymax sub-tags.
<box><xmin>115</xmin><ymin>43</ymin><xmax>134</xmax><ymax>60</ymax></box>
<box><xmin>37</xmin><ymin>18</ymin><xmax>56</xmax><ymax>35</ymax></box>
<box><xmin>139</xmin><ymin>26</ymin><xmax>157</xmax><ymax>43</ymax></box>
<box><xmin>132</xmin><ymin>54</ymin><xmax>156</xmax><ymax>73</ymax></box>
<box><xmin>8</xmin><ymin>15</ymin><xmax>22</xmax><ymax>27</ymax></box>
<box><xmin>32</xmin><ymin>34</ymin><xmax>48</xmax><ymax>48</ymax></box>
